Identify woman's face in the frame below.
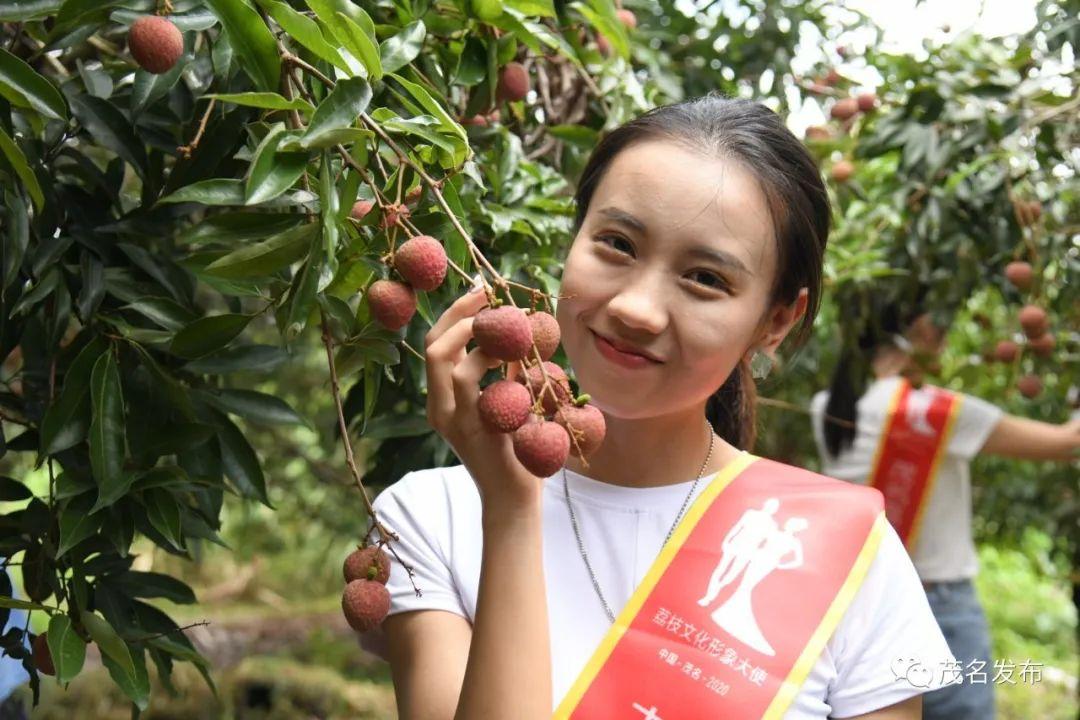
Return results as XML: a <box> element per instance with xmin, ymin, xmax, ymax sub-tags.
<box><xmin>556</xmin><ymin>139</ymin><xmax>805</xmax><ymax>419</ymax></box>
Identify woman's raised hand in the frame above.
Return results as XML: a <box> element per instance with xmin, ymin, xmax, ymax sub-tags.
<box><xmin>424</xmin><ymin>288</ymin><xmax>545</xmax><ymax>509</ymax></box>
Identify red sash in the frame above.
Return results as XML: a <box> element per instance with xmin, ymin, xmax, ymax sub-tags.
<box><xmin>867</xmin><ymin>379</ymin><xmax>961</xmax><ymax>548</ymax></box>
<box><xmin>555</xmin><ymin>454</ymin><xmax>886</xmax><ymax>719</ymax></box>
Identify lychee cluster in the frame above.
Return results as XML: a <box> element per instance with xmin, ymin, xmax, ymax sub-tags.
<box><xmin>364</xmin><ymin>234</ymin><xmax>449</xmax><ymax>331</ymax></box>
<box><xmin>984</xmin><ymin>255</ymin><xmax>1055</xmax><ymax>399</ymax></box>
<box><xmin>128</xmin><ymin>15</ymin><xmax>183</xmax><ymax>74</ymax></box>
<box><xmin>472</xmin><ymin>306</ymin><xmax>607</xmax><ymax>475</ymax></box>
<box><xmin>341</xmin><ymin>544</ymin><xmax>392</xmax><ymax>633</ymax></box>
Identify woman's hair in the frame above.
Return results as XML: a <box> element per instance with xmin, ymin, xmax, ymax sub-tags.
<box><xmin>571</xmin><ymin>94</ymin><xmax>831</xmax><ymax>450</ymax></box>
<box><xmin>822</xmin><ymin>293</ymin><xmax>928</xmax><ymax>458</ymax></box>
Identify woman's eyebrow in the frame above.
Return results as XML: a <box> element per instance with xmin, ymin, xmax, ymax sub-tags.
<box><xmin>685</xmin><ymin>245</ymin><xmax>751</xmax><ymax>275</ymax></box>
<box><xmin>597</xmin><ymin>206</ymin><xmax>647</xmax><ymax>233</ymax></box>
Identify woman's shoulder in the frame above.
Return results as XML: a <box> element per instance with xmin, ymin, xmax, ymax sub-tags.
<box><xmin>373</xmin><ymin>464</ymin><xmax>482</xmax><ymax>518</ymax></box>
<box><xmin>753</xmin><ymin>456</ymin><xmax>883</xmax><ymax>507</ymax></box>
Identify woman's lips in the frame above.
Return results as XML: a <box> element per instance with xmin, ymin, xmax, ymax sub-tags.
<box><xmin>591</xmin><ymin>330</ymin><xmax>661</xmax><ymax>369</ymax></box>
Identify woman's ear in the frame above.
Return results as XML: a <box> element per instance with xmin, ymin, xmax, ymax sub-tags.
<box><xmin>750</xmin><ymin>287</ymin><xmax>809</xmax><ymax>359</ymax></box>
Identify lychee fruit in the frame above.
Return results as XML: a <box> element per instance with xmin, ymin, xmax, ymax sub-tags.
<box><xmin>497</xmin><ymin>62</ymin><xmax>530</xmax><ymax>103</ymax></box>
<box><xmin>994</xmin><ymin>340</ymin><xmax>1019</xmax><ymax>363</ymax></box>
<box><xmin>1004</xmin><ymin>261</ymin><xmax>1033</xmax><ymax>291</ymax></box>
<box><xmin>1028</xmin><ymin>333</ymin><xmax>1055</xmax><ymax>357</ymax></box>
<box><xmin>804</xmin><ymin>125</ymin><xmax>831</xmax><ymax>141</ymax></box>
<box><xmin>1027</xmin><ymin>200</ymin><xmax>1042</xmax><ymax>222</ymax></box>
<box><xmin>823</xmin><ymin>68</ymin><xmax>842</xmax><ymax>86</ymax></box>
<box><xmin>831</xmin><ymin>160</ymin><xmax>855</xmax><ymax>183</ymax></box>
<box><xmin>405</xmin><ymin>185</ymin><xmax>423</xmax><ymax>206</ymax></box>
<box><xmin>380</xmin><ymin>202</ymin><xmax>411</xmax><ymax>229</ymax></box>
<box><xmin>478</xmin><ymin>380</ymin><xmax>533</xmax><ymax>433</ymax></box>
<box><xmin>350</xmin><ymin>200</ymin><xmax>374</xmax><ymax>220</ymax></box>
<box><xmin>830</xmin><ymin>97</ymin><xmax>859</xmax><ymax>121</ymax></box>
<box><xmin>342</xmin><ymin>579</ymin><xmax>390</xmax><ymax>633</ymax></box>
<box><xmin>473</xmin><ymin>306</ymin><xmax>533</xmax><ymax>361</ymax></box>
<box><xmin>394</xmin><ymin>236</ymin><xmax>447</xmax><ymax>292</ymax></box>
<box><xmin>527</xmin><ymin>311</ymin><xmax>560</xmax><ymax>361</ymax></box>
<box><xmin>518</xmin><ymin>361</ymin><xmax>572</xmax><ymax>415</ymax></box>
<box><xmin>1018</xmin><ymin>305</ymin><xmax>1048</xmax><ymax>339</ymax></box>
<box><xmin>128</xmin><ymin>16</ymin><xmax>183</xmax><ymax>74</ymax></box>
<box><xmin>1017</xmin><ymin>374</ymin><xmax>1042</xmax><ymax>399</ymax></box>
<box><xmin>596</xmin><ymin>33</ymin><xmax>612</xmax><ymax>56</ymax></box>
<box><xmin>32</xmin><ymin>633</ymin><xmax>54</xmax><ymax>676</ymax></box>
<box><xmin>617</xmin><ymin>8</ymin><xmax>637</xmax><ymax>29</ymax></box>
<box><xmin>554</xmin><ymin>403</ymin><xmax>606</xmax><ymax>458</ymax></box>
<box><xmin>856</xmin><ymin>92</ymin><xmax>877</xmax><ymax>112</ymax></box>
<box><xmin>461</xmin><ymin>114</ymin><xmax>488</xmax><ymax>127</ymax></box>
<box><xmin>512</xmin><ymin>417</ymin><xmax>570</xmax><ymax>477</ymax></box>
<box><xmin>343</xmin><ymin>545</ymin><xmax>391</xmax><ymax>585</ymax></box>
<box><xmin>368</xmin><ymin>279</ymin><xmax>416</xmax><ymax>331</ymax></box>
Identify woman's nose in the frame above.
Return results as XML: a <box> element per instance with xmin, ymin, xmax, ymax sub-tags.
<box><xmin>605</xmin><ymin>272</ymin><xmax>667</xmax><ymax>335</ymax></box>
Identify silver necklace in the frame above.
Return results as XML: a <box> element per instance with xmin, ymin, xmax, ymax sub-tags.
<box><xmin>563</xmin><ymin>419</ymin><xmax>716</xmax><ymax>624</ymax></box>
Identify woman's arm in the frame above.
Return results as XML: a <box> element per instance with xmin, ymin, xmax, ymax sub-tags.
<box><xmin>840</xmin><ymin>695</ymin><xmax>921</xmax><ymax>719</ymax></box>
<box><xmin>979</xmin><ymin>415</ymin><xmax>1080</xmax><ymax>462</ymax></box>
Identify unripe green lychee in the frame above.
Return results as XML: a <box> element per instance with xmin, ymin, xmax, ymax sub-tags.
<box><xmin>554</xmin><ymin>403</ymin><xmax>606</xmax><ymax>458</ymax></box>
<box><xmin>343</xmin><ymin>545</ymin><xmax>391</xmax><ymax>585</ymax></box>
<box><xmin>128</xmin><ymin>16</ymin><xmax>183</xmax><ymax>74</ymax></box>
<box><xmin>994</xmin><ymin>340</ymin><xmax>1019</xmax><ymax>363</ymax></box>
<box><xmin>342</xmin><ymin>579</ymin><xmax>390</xmax><ymax>633</ymax></box>
<box><xmin>527</xmin><ymin>311</ymin><xmax>560</xmax><ymax>361</ymax></box>
<box><xmin>497</xmin><ymin>62</ymin><xmax>530</xmax><ymax>103</ymax></box>
<box><xmin>1004</xmin><ymin>261</ymin><xmax>1033</xmax><ymax>291</ymax></box>
<box><xmin>32</xmin><ymin>633</ymin><xmax>54</xmax><ymax>676</ymax></box>
<box><xmin>617</xmin><ymin>8</ymin><xmax>637</xmax><ymax>29</ymax></box>
<box><xmin>831</xmin><ymin>160</ymin><xmax>855</xmax><ymax>183</ymax></box>
<box><xmin>830</xmin><ymin>97</ymin><xmax>859</xmax><ymax>121</ymax></box>
<box><xmin>1028</xmin><ymin>333</ymin><xmax>1055</xmax><ymax>357</ymax></box>
<box><xmin>512</xmin><ymin>417</ymin><xmax>570</xmax><ymax>477</ymax></box>
<box><xmin>473</xmin><ymin>306</ymin><xmax>533</xmax><ymax>360</ymax></box>
<box><xmin>368</xmin><ymin>279</ymin><xmax>416</xmax><ymax>331</ymax></box>
<box><xmin>394</xmin><ymin>236</ymin><xmax>448</xmax><ymax>292</ymax></box>
<box><xmin>518</xmin><ymin>361</ymin><xmax>572</xmax><ymax>415</ymax></box>
<box><xmin>1017</xmin><ymin>374</ymin><xmax>1042</xmax><ymax>399</ymax></box>
<box><xmin>478</xmin><ymin>380</ymin><xmax>533</xmax><ymax>433</ymax></box>
<box><xmin>350</xmin><ymin>200</ymin><xmax>374</xmax><ymax>220</ymax></box>
<box><xmin>1018</xmin><ymin>305</ymin><xmax>1048</xmax><ymax>339</ymax></box>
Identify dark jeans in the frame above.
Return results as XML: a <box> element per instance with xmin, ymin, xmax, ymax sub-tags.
<box><xmin>922</xmin><ymin>579</ymin><xmax>996</xmax><ymax>720</ymax></box>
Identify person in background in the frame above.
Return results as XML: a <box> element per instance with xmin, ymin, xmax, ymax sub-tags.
<box><xmin>809</xmin><ymin>298</ymin><xmax>1080</xmax><ymax>720</ymax></box>
<box><xmin>0</xmin><ymin>568</ymin><xmax>29</xmax><ymax>720</ymax></box>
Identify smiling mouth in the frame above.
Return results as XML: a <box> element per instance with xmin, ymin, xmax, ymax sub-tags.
<box><xmin>590</xmin><ymin>329</ymin><xmax>663</xmax><ymax>367</ymax></box>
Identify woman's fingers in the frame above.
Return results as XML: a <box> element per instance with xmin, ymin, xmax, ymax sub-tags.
<box><xmin>425</xmin><ymin>315</ymin><xmax>478</xmax><ymax>426</ymax></box>
<box><xmin>424</xmin><ymin>287</ymin><xmax>488</xmax><ymax>350</ymax></box>
<box><xmin>452</xmin><ymin>346</ymin><xmax>502</xmax><ymax>416</ymax></box>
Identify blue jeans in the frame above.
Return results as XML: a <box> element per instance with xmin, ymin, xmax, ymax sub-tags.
<box><xmin>922</xmin><ymin>579</ymin><xmax>995</xmax><ymax>720</ymax></box>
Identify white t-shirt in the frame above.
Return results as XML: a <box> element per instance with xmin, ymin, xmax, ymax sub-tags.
<box><xmin>359</xmin><ymin>459</ymin><xmax>957</xmax><ymax>718</ymax></box>
<box><xmin>810</xmin><ymin>376</ymin><xmax>1004</xmax><ymax>581</ymax></box>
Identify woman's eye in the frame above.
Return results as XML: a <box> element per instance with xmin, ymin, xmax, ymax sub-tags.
<box><xmin>688</xmin><ymin>270</ymin><xmax>729</xmax><ymax>292</ymax></box>
<box><xmin>596</xmin><ymin>234</ymin><xmax>634</xmax><ymax>256</ymax></box>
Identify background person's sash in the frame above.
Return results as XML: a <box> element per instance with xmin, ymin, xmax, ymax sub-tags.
<box><xmin>554</xmin><ymin>454</ymin><xmax>886</xmax><ymax>720</ymax></box>
<box><xmin>867</xmin><ymin>379</ymin><xmax>962</xmax><ymax>548</ymax></box>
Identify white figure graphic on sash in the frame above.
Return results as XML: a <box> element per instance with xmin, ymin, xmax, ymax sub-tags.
<box><xmin>697</xmin><ymin>503</ymin><xmax>808</xmax><ymax>657</ymax></box>
<box><xmin>905</xmin><ymin>388</ymin><xmax>938</xmax><ymax>437</ymax></box>
<box><xmin>696</xmin><ymin>498</ymin><xmax>780</xmax><ymax>608</ymax></box>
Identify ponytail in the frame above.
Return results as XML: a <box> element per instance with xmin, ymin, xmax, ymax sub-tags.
<box><xmin>823</xmin><ymin>347</ymin><xmax>866</xmax><ymax>458</ymax></box>
<box><xmin>705</xmin><ymin>357</ymin><xmax>758</xmax><ymax>451</ymax></box>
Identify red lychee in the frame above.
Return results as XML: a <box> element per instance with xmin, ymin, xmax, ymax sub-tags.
<box><xmin>1028</xmin><ymin>333</ymin><xmax>1055</xmax><ymax>357</ymax></box>
<box><xmin>128</xmin><ymin>16</ymin><xmax>183</xmax><ymax>74</ymax></box>
<box><xmin>617</xmin><ymin>8</ymin><xmax>637</xmax><ymax>29</ymax></box>
<box><xmin>343</xmin><ymin>545</ymin><xmax>391</xmax><ymax>585</ymax></box>
<box><xmin>368</xmin><ymin>279</ymin><xmax>416</xmax><ymax>331</ymax></box>
<box><xmin>1017</xmin><ymin>374</ymin><xmax>1042</xmax><ymax>399</ymax></box>
<box><xmin>380</xmin><ymin>202</ymin><xmax>411</xmax><ymax>229</ymax></box>
<box><xmin>994</xmin><ymin>340</ymin><xmax>1019</xmax><ymax>363</ymax></box>
<box><xmin>554</xmin><ymin>403</ymin><xmax>606</xmax><ymax>458</ymax></box>
<box><xmin>405</xmin><ymin>185</ymin><xmax>423</xmax><ymax>206</ymax></box>
<box><xmin>831</xmin><ymin>160</ymin><xmax>855</xmax><ymax>183</ymax></box>
<box><xmin>512</xmin><ymin>417</ymin><xmax>570</xmax><ymax>477</ymax></box>
<box><xmin>342</xmin><ymin>579</ymin><xmax>390</xmax><ymax>633</ymax></box>
<box><xmin>394</xmin><ymin>235</ymin><xmax>447</xmax><ymax>292</ymax></box>
<box><xmin>830</xmin><ymin>97</ymin><xmax>859</xmax><ymax>121</ymax></box>
<box><xmin>478</xmin><ymin>379</ymin><xmax>533</xmax><ymax>433</ymax></box>
<box><xmin>1004</xmin><ymin>261</ymin><xmax>1033</xmax><ymax>291</ymax></box>
<box><xmin>497</xmin><ymin>62</ymin><xmax>530</xmax><ymax>103</ymax></box>
<box><xmin>856</xmin><ymin>92</ymin><xmax>877</xmax><ymax>112</ymax></box>
<box><xmin>473</xmin><ymin>306</ymin><xmax>533</xmax><ymax>361</ymax></box>
<box><xmin>823</xmin><ymin>68</ymin><xmax>842</xmax><ymax>86</ymax></box>
<box><xmin>596</xmin><ymin>33</ymin><xmax>612</xmax><ymax>56</ymax></box>
<box><xmin>350</xmin><ymin>200</ymin><xmax>374</xmax><ymax>220</ymax></box>
<box><xmin>804</xmin><ymin>125</ymin><xmax>831</xmax><ymax>141</ymax></box>
<box><xmin>1018</xmin><ymin>305</ymin><xmax>1048</xmax><ymax>339</ymax></box>
<box><xmin>32</xmin><ymin>633</ymin><xmax>54</xmax><ymax>676</ymax></box>
<box><xmin>527</xmin><ymin>311</ymin><xmax>560</xmax><ymax>361</ymax></box>
<box><xmin>461</xmin><ymin>114</ymin><xmax>488</xmax><ymax>127</ymax></box>
<box><xmin>518</xmin><ymin>361</ymin><xmax>572</xmax><ymax>415</ymax></box>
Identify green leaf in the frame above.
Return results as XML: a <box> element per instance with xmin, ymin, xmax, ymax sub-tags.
<box><xmin>159</xmin><ymin>178</ymin><xmax>316</xmax><ymax>207</ymax></box>
<box><xmin>47</xmin><ymin>614</ymin><xmax>87</xmax><ymax>685</ymax></box>
<box><xmin>183</xmin><ymin>344</ymin><xmax>289</xmax><ymax>374</ymax></box>
<box><xmin>110</xmin><ymin>7</ymin><xmax>218</xmax><ymax>31</ymax></box>
<box><xmin>40</xmin><ymin>336</ymin><xmax>107</xmax><ymax>455</ymax></box>
<box><xmin>203</xmin><ymin>0</ymin><xmax>280</xmax><ymax>92</ymax></box>
<box><xmin>0</xmin><ymin>127</ymin><xmax>44</xmax><ymax>211</ymax></box>
<box><xmin>0</xmin><ymin>477</ymin><xmax>32</xmax><ymax>500</ymax></box>
<box><xmin>260</xmin><ymin>0</ymin><xmax>352</xmax><ymax>73</ymax></box>
<box><xmin>199</xmin><ymin>388</ymin><xmax>308</xmax><ymax>426</ymax></box>
<box><xmin>130</xmin><ymin>58</ymin><xmax>188</xmax><ymax>115</ymax></box>
<box><xmin>89</xmin><ymin>350</ymin><xmax>127</xmax><ymax>509</ymax></box>
<box><xmin>0</xmin><ymin>596</ymin><xmax>51</xmax><ymax>611</ymax></box>
<box><xmin>54</xmin><ymin>0</ymin><xmax>122</xmax><ymax>33</ymax></box>
<box><xmin>0</xmin><ymin>0</ymin><xmax>61</xmax><ymax>21</ymax></box>
<box><xmin>144</xmin><ymin>488</ymin><xmax>184</xmax><ymax>551</ymax></box>
<box><xmin>389</xmin><ymin>73</ymin><xmax>467</xmax><ymax>143</ymax></box>
<box><xmin>178</xmin><ymin>211</ymin><xmax>303</xmax><ymax>246</ymax></box>
<box><xmin>69</xmin><ymin>93</ymin><xmax>148</xmax><ymax>181</ymax></box>
<box><xmin>332</xmin><ymin>12</ymin><xmax>382</xmax><ymax>80</ymax></box>
<box><xmin>380</xmin><ymin>21</ymin><xmax>426</xmax><ymax>74</ymax></box>
<box><xmin>170</xmin><ymin>313</ymin><xmax>253</xmax><ymax>359</ymax></box>
<box><xmin>283</xmin><ymin>221</ymin><xmax>324</xmax><ymax>339</ymax></box>
<box><xmin>3</xmin><ymin>189</ymin><xmax>29</xmax><ymax>287</ymax></box>
<box><xmin>112</xmin><ymin>571</ymin><xmax>196</xmax><ymax>604</ymax></box>
<box><xmin>206</xmin><ymin>91</ymin><xmax>314</xmax><ymax>113</ymax></box>
<box><xmin>245</xmin><ymin>123</ymin><xmax>311</xmax><ymax>204</ymax></box>
<box><xmin>506</xmin><ymin>0</ymin><xmax>556</xmax><ymax>16</ymax></box>
<box><xmin>213</xmin><ymin>410</ymin><xmax>269</xmax><ymax>505</ymax></box>
<box><xmin>58</xmin><ymin>493</ymin><xmax>102</xmax><ymax>556</ymax></box>
<box><xmin>120</xmin><ymin>296</ymin><xmax>198</xmax><ymax>331</ymax></box>
<box><xmin>300</xmin><ymin>77</ymin><xmax>372</xmax><ymax>150</ymax></box>
<box><xmin>81</xmin><ymin>610</ymin><xmax>134</xmax><ymax>676</ymax></box>
<box><xmin>0</xmin><ymin>47</ymin><xmax>67</xmax><ymax>120</ymax></box>
<box><xmin>204</xmin><ymin>221</ymin><xmax>316</xmax><ymax>278</ymax></box>
<box><xmin>100</xmin><ymin>641</ymin><xmax>149</xmax><ymax>711</ymax></box>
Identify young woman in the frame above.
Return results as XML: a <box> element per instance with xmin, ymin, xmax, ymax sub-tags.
<box><xmin>810</xmin><ymin>301</ymin><xmax>1080</xmax><ymax>720</ymax></box>
<box><xmin>360</xmin><ymin>96</ymin><xmax>957</xmax><ymax>719</ymax></box>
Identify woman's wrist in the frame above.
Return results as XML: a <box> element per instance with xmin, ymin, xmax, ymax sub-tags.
<box><xmin>481</xmin><ymin>489</ymin><xmax>544</xmax><ymax>532</ymax></box>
